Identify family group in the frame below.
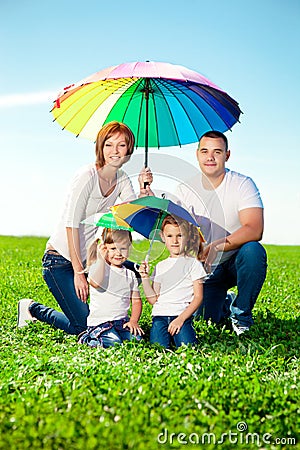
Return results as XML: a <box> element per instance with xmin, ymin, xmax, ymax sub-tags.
<box><xmin>17</xmin><ymin>121</ymin><xmax>267</xmax><ymax>348</ymax></box>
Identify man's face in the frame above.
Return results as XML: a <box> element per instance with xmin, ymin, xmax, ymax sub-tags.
<box><xmin>196</xmin><ymin>137</ymin><xmax>230</xmax><ymax>179</ymax></box>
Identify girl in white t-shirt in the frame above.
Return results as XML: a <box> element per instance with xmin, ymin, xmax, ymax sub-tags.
<box><xmin>78</xmin><ymin>228</ymin><xmax>144</xmax><ymax>348</ymax></box>
<box><xmin>139</xmin><ymin>215</ymin><xmax>206</xmax><ymax>348</ymax></box>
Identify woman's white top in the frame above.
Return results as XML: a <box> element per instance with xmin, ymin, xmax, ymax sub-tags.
<box><xmin>47</xmin><ymin>163</ymin><xmax>136</xmax><ymax>262</ymax></box>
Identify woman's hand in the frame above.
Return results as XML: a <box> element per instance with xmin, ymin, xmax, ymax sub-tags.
<box><xmin>123</xmin><ymin>320</ymin><xmax>144</xmax><ymax>336</ymax></box>
<box><xmin>74</xmin><ymin>273</ymin><xmax>89</xmax><ymax>303</ymax></box>
<box><xmin>138</xmin><ymin>167</ymin><xmax>154</xmax><ymax>196</ymax></box>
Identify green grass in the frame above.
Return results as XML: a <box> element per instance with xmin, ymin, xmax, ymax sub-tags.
<box><xmin>0</xmin><ymin>236</ymin><xmax>299</xmax><ymax>449</ymax></box>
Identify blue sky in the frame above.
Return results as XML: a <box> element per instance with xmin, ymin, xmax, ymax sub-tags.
<box><xmin>0</xmin><ymin>0</ymin><xmax>299</xmax><ymax>244</ymax></box>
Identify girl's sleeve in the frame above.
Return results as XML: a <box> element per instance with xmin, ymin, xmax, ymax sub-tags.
<box><xmin>191</xmin><ymin>259</ymin><xmax>207</xmax><ymax>281</ymax></box>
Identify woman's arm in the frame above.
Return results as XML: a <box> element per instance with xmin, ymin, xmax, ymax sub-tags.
<box><xmin>66</xmin><ymin>227</ymin><xmax>89</xmax><ymax>303</ymax></box>
<box><xmin>168</xmin><ymin>280</ymin><xmax>203</xmax><ymax>336</ymax></box>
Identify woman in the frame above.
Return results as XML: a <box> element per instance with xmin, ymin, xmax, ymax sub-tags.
<box><xmin>17</xmin><ymin>121</ymin><xmax>153</xmax><ymax>335</ymax></box>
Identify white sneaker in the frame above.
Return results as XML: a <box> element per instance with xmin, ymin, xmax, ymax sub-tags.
<box><xmin>232</xmin><ymin>321</ymin><xmax>250</xmax><ymax>336</ymax></box>
<box><xmin>17</xmin><ymin>299</ymin><xmax>36</xmax><ymax>327</ymax></box>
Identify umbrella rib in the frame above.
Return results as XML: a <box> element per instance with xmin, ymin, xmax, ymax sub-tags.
<box><xmin>162</xmin><ymin>79</ymin><xmax>239</xmax><ymax>136</ymax></box>
<box><xmin>188</xmin><ymin>84</ymin><xmax>242</xmax><ymax>129</ymax></box>
<box><xmin>54</xmin><ymin>79</ymin><xmax>133</xmax><ymax>135</ymax></box>
<box><xmin>135</xmin><ymin>79</ymin><xmax>146</xmax><ymax>148</ymax></box>
<box><xmin>160</xmin><ymin>79</ymin><xmax>202</xmax><ymax>141</ymax></box>
<box><xmin>151</xmin><ymin>79</ymin><xmax>181</xmax><ymax>148</ymax></box>
<box><xmin>117</xmin><ymin>79</ymin><xmax>143</xmax><ymax>124</ymax></box>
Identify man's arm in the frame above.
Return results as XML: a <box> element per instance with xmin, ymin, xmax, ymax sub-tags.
<box><xmin>203</xmin><ymin>207</ymin><xmax>264</xmax><ymax>270</ymax></box>
<box><xmin>217</xmin><ymin>207</ymin><xmax>264</xmax><ymax>251</ymax></box>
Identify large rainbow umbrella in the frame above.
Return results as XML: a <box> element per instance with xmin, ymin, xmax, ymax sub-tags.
<box><xmin>51</xmin><ymin>61</ymin><xmax>242</xmax><ymax>166</ymax></box>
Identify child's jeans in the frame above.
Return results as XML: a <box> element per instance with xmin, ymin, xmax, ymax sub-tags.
<box><xmin>150</xmin><ymin>316</ymin><xmax>197</xmax><ymax>349</ymax></box>
<box><xmin>78</xmin><ymin>317</ymin><xmax>143</xmax><ymax>348</ymax></box>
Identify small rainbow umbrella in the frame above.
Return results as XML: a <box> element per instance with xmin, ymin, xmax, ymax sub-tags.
<box><xmin>111</xmin><ymin>196</ymin><xmax>205</xmax><ymax>261</ymax></box>
<box><xmin>51</xmin><ymin>61</ymin><xmax>242</xmax><ymax>166</ymax></box>
<box><xmin>82</xmin><ymin>212</ymin><xmax>133</xmax><ymax>231</ymax></box>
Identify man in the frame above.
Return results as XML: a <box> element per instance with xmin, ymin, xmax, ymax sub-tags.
<box><xmin>176</xmin><ymin>131</ymin><xmax>267</xmax><ymax>335</ymax></box>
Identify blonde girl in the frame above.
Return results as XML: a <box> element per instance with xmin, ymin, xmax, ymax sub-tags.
<box><xmin>139</xmin><ymin>215</ymin><xmax>206</xmax><ymax>348</ymax></box>
<box><xmin>78</xmin><ymin>228</ymin><xmax>144</xmax><ymax>348</ymax></box>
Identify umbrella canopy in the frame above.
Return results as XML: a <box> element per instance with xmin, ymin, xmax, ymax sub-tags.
<box><xmin>82</xmin><ymin>212</ymin><xmax>133</xmax><ymax>231</ymax></box>
<box><xmin>111</xmin><ymin>196</ymin><xmax>205</xmax><ymax>243</ymax></box>
<box><xmin>51</xmin><ymin>61</ymin><xmax>242</xmax><ymax>166</ymax></box>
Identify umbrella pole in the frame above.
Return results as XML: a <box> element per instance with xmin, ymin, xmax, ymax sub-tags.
<box><xmin>145</xmin><ymin>232</ymin><xmax>155</xmax><ymax>263</ymax></box>
<box><xmin>144</xmin><ymin>78</ymin><xmax>149</xmax><ymax>169</ymax></box>
<box><xmin>145</xmin><ymin>210</ymin><xmax>165</xmax><ymax>262</ymax></box>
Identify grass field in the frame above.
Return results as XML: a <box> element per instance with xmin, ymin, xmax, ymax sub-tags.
<box><xmin>0</xmin><ymin>236</ymin><xmax>299</xmax><ymax>449</ymax></box>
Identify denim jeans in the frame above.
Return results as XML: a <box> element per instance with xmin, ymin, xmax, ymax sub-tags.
<box><xmin>195</xmin><ymin>241</ymin><xmax>267</xmax><ymax>327</ymax></box>
<box><xmin>150</xmin><ymin>316</ymin><xmax>198</xmax><ymax>348</ymax></box>
<box><xmin>78</xmin><ymin>318</ymin><xmax>143</xmax><ymax>348</ymax></box>
<box><xmin>30</xmin><ymin>252</ymin><xmax>89</xmax><ymax>335</ymax></box>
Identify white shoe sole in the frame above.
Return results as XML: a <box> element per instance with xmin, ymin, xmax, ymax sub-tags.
<box><xmin>17</xmin><ymin>299</ymin><xmax>36</xmax><ymax>327</ymax></box>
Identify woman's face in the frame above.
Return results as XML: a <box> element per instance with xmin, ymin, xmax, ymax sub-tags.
<box><xmin>103</xmin><ymin>132</ymin><xmax>129</xmax><ymax>168</ymax></box>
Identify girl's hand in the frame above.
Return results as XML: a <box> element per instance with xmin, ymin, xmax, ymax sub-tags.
<box><xmin>123</xmin><ymin>320</ymin><xmax>144</xmax><ymax>336</ymax></box>
<box><xmin>201</xmin><ymin>243</ymin><xmax>219</xmax><ymax>273</ymax></box>
<box><xmin>138</xmin><ymin>167</ymin><xmax>154</xmax><ymax>196</ymax></box>
<box><xmin>139</xmin><ymin>261</ymin><xmax>150</xmax><ymax>278</ymax></box>
<box><xmin>74</xmin><ymin>273</ymin><xmax>89</xmax><ymax>303</ymax></box>
<box><xmin>97</xmin><ymin>243</ymin><xmax>107</xmax><ymax>261</ymax></box>
<box><xmin>168</xmin><ymin>317</ymin><xmax>184</xmax><ymax>336</ymax></box>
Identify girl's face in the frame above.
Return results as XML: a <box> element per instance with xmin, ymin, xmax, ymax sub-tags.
<box><xmin>103</xmin><ymin>132</ymin><xmax>129</xmax><ymax>168</ymax></box>
<box><xmin>161</xmin><ymin>223</ymin><xmax>187</xmax><ymax>257</ymax></box>
<box><xmin>104</xmin><ymin>238</ymin><xmax>131</xmax><ymax>267</ymax></box>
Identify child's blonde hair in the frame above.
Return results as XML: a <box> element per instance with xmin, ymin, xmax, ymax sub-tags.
<box><xmin>86</xmin><ymin>228</ymin><xmax>132</xmax><ymax>267</ymax></box>
<box><xmin>160</xmin><ymin>215</ymin><xmax>203</xmax><ymax>260</ymax></box>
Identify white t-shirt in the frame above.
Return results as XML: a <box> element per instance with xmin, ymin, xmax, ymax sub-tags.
<box><xmin>87</xmin><ymin>262</ymin><xmax>139</xmax><ymax>326</ymax></box>
<box><xmin>151</xmin><ymin>256</ymin><xmax>206</xmax><ymax>317</ymax></box>
<box><xmin>176</xmin><ymin>169</ymin><xmax>263</xmax><ymax>263</ymax></box>
<box><xmin>48</xmin><ymin>163</ymin><xmax>136</xmax><ymax>262</ymax></box>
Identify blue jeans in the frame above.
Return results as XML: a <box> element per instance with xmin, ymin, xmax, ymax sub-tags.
<box><xmin>195</xmin><ymin>242</ymin><xmax>267</xmax><ymax>327</ymax></box>
<box><xmin>78</xmin><ymin>318</ymin><xmax>143</xmax><ymax>348</ymax></box>
<box><xmin>30</xmin><ymin>252</ymin><xmax>89</xmax><ymax>335</ymax></box>
<box><xmin>150</xmin><ymin>316</ymin><xmax>198</xmax><ymax>348</ymax></box>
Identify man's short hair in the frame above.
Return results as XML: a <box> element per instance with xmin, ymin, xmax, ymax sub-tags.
<box><xmin>199</xmin><ymin>131</ymin><xmax>228</xmax><ymax>151</ymax></box>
